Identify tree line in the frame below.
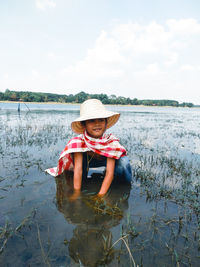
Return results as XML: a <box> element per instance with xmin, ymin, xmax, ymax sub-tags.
<box><xmin>0</xmin><ymin>89</ymin><xmax>194</xmax><ymax>107</ymax></box>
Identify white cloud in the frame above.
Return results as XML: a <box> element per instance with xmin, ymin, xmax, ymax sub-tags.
<box><xmin>60</xmin><ymin>30</ymin><xmax>126</xmax><ymax>79</ymax></box>
<box><xmin>112</xmin><ymin>21</ymin><xmax>171</xmax><ymax>55</ymax></box>
<box><xmin>47</xmin><ymin>52</ymin><xmax>58</xmax><ymax>60</ymax></box>
<box><xmin>31</xmin><ymin>70</ymin><xmax>40</xmax><ymax>76</ymax></box>
<box><xmin>180</xmin><ymin>64</ymin><xmax>200</xmax><ymax>71</ymax></box>
<box><xmin>62</xmin><ymin>19</ymin><xmax>200</xmax><ymax>81</ymax></box>
<box><xmin>181</xmin><ymin>65</ymin><xmax>195</xmax><ymax>71</ymax></box>
<box><xmin>164</xmin><ymin>52</ymin><xmax>178</xmax><ymax>66</ymax></box>
<box><xmin>35</xmin><ymin>0</ymin><xmax>56</xmax><ymax>10</ymax></box>
<box><xmin>87</xmin><ymin>31</ymin><xmax>127</xmax><ymax>65</ymax></box>
<box><xmin>57</xmin><ymin>19</ymin><xmax>200</xmax><ymax>103</ymax></box>
<box><xmin>144</xmin><ymin>63</ymin><xmax>160</xmax><ymax>74</ymax></box>
<box><xmin>166</xmin><ymin>18</ymin><xmax>200</xmax><ymax>35</ymax></box>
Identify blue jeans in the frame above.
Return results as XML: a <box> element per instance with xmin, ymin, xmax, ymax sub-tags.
<box><xmin>82</xmin><ymin>153</ymin><xmax>132</xmax><ymax>184</ymax></box>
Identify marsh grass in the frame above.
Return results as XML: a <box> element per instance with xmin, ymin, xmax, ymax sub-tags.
<box><xmin>83</xmin><ymin>196</ymin><xmax>123</xmax><ymax>219</ymax></box>
<box><xmin>0</xmin><ymin>106</ymin><xmax>200</xmax><ymax>266</ymax></box>
<box><xmin>0</xmin><ymin>209</ymin><xmax>36</xmax><ymax>255</ymax></box>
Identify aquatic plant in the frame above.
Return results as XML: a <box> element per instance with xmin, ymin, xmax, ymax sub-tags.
<box><xmin>83</xmin><ymin>195</ymin><xmax>123</xmax><ymax>219</ymax></box>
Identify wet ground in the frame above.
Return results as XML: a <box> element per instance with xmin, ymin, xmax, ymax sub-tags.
<box><xmin>0</xmin><ymin>103</ymin><xmax>200</xmax><ymax>266</ymax></box>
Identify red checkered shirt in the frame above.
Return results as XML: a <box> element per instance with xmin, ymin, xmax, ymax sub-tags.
<box><xmin>45</xmin><ymin>131</ymin><xmax>127</xmax><ymax>177</ymax></box>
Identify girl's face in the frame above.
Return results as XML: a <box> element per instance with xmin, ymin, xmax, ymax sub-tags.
<box><xmin>85</xmin><ymin>118</ymin><xmax>107</xmax><ymax>138</ymax></box>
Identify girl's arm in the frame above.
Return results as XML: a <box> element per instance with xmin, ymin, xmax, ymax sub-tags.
<box><xmin>73</xmin><ymin>152</ymin><xmax>83</xmax><ymax>190</ymax></box>
<box><xmin>98</xmin><ymin>157</ymin><xmax>115</xmax><ymax>196</ymax></box>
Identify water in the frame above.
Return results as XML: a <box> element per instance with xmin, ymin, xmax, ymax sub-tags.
<box><xmin>0</xmin><ymin>102</ymin><xmax>200</xmax><ymax>266</ymax></box>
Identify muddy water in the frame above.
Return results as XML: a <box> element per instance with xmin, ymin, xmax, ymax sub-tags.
<box><xmin>0</xmin><ymin>103</ymin><xmax>199</xmax><ymax>266</ymax></box>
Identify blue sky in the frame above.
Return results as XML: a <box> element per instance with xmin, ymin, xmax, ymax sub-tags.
<box><xmin>0</xmin><ymin>0</ymin><xmax>200</xmax><ymax>104</ymax></box>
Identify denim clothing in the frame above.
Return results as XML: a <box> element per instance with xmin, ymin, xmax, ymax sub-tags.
<box><xmin>82</xmin><ymin>152</ymin><xmax>132</xmax><ymax>184</ymax></box>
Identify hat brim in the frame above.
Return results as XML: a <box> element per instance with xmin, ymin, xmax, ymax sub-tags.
<box><xmin>71</xmin><ymin>112</ymin><xmax>120</xmax><ymax>134</ymax></box>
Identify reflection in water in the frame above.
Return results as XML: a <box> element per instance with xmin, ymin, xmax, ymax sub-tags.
<box><xmin>55</xmin><ymin>171</ymin><xmax>131</xmax><ymax>267</ymax></box>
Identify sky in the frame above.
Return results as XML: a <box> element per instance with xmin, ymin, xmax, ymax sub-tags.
<box><xmin>0</xmin><ymin>0</ymin><xmax>200</xmax><ymax>104</ymax></box>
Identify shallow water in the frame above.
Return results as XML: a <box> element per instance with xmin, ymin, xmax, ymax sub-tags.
<box><xmin>0</xmin><ymin>103</ymin><xmax>200</xmax><ymax>266</ymax></box>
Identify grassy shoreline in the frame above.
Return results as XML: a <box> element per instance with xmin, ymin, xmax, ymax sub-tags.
<box><xmin>1</xmin><ymin>100</ymin><xmax>199</xmax><ymax>108</ymax></box>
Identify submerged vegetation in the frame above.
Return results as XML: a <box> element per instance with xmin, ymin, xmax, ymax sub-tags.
<box><xmin>1</xmin><ymin>88</ymin><xmax>195</xmax><ymax>107</ymax></box>
<box><xmin>0</xmin><ymin>104</ymin><xmax>199</xmax><ymax>266</ymax></box>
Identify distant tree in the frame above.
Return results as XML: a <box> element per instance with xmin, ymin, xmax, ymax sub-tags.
<box><xmin>43</xmin><ymin>95</ymin><xmax>48</xmax><ymax>102</ymax></box>
<box><xmin>131</xmin><ymin>98</ymin><xmax>138</xmax><ymax>105</ymax></box>
<box><xmin>110</xmin><ymin>94</ymin><xmax>117</xmax><ymax>99</ymax></box>
<box><xmin>0</xmin><ymin>92</ymin><xmax>4</xmax><ymax>100</ymax></box>
<box><xmin>10</xmin><ymin>92</ymin><xmax>18</xmax><ymax>101</ymax></box>
<box><xmin>187</xmin><ymin>103</ymin><xmax>194</xmax><ymax>107</ymax></box>
<box><xmin>0</xmin><ymin>89</ymin><xmax>195</xmax><ymax>107</ymax></box>
<box><xmin>109</xmin><ymin>94</ymin><xmax>117</xmax><ymax>104</ymax></box>
<box><xmin>117</xmin><ymin>96</ymin><xmax>127</xmax><ymax>105</ymax></box>
<box><xmin>179</xmin><ymin>102</ymin><xmax>194</xmax><ymax>107</ymax></box>
<box><xmin>33</xmin><ymin>94</ymin><xmax>43</xmax><ymax>102</ymax></box>
<box><xmin>58</xmin><ymin>97</ymin><xmax>65</xmax><ymax>103</ymax></box>
<box><xmin>21</xmin><ymin>93</ymin><xmax>29</xmax><ymax>102</ymax></box>
<box><xmin>126</xmin><ymin>97</ymin><xmax>132</xmax><ymax>105</ymax></box>
<box><xmin>108</xmin><ymin>95</ymin><xmax>115</xmax><ymax>104</ymax></box>
<box><xmin>98</xmin><ymin>94</ymin><xmax>109</xmax><ymax>104</ymax></box>
<box><xmin>4</xmin><ymin>89</ymin><xmax>11</xmax><ymax>100</ymax></box>
<box><xmin>75</xmin><ymin>91</ymin><xmax>89</xmax><ymax>103</ymax></box>
<box><xmin>66</xmin><ymin>94</ymin><xmax>76</xmax><ymax>103</ymax></box>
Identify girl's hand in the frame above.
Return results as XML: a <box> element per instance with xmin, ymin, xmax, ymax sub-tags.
<box><xmin>68</xmin><ymin>189</ymin><xmax>81</xmax><ymax>201</ymax></box>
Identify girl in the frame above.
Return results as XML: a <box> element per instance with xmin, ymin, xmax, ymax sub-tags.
<box><xmin>46</xmin><ymin>99</ymin><xmax>132</xmax><ymax>197</ymax></box>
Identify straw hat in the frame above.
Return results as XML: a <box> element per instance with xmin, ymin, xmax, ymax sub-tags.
<box><xmin>71</xmin><ymin>99</ymin><xmax>120</xmax><ymax>134</ymax></box>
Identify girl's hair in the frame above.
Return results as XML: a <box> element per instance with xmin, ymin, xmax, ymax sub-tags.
<box><xmin>80</xmin><ymin>121</ymin><xmax>86</xmax><ymax>126</ymax></box>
